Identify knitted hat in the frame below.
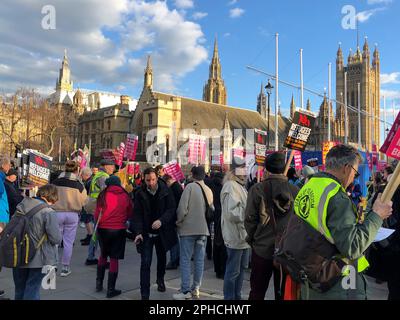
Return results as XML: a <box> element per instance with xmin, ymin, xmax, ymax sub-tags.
<box><xmin>100</xmin><ymin>159</ymin><xmax>115</xmax><ymax>166</ymax></box>
<box><xmin>6</xmin><ymin>168</ymin><xmax>18</xmax><ymax>177</ymax></box>
<box><xmin>105</xmin><ymin>175</ymin><xmax>121</xmax><ymax>187</ymax></box>
<box><xmin>265</xmin><ymin>152</ymin><xmax>286</xmax><ymax>174</ymax></box>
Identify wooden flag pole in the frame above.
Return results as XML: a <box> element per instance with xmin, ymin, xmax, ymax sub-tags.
<box><xmin>283</xmin><ymin>150</ymin><xmax>295</xmax><ymax>176</ymax></box>
<box><xmin>381</xmin><ymin>162</ymin><xmax>400</xmax><ymax>203</ymax></box>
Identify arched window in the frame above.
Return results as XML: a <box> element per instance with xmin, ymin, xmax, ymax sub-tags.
<box><xmin>148</xmin><ymin>113</ymin><xmax>153</xmax><ymax>126</ymax></box>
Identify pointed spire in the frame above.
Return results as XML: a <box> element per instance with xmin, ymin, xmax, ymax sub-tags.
<box><xmin>144</xmin><ymin>55</ymin><xmax>153</xmax><ymax>89</ymax></box>
<box><xmin>306</xmin><ymin>98</ymin><xmax>311</xmax><ymax>111</ymax></box>
<box><xmin>260</xmin><ymin>82</ymin><xmax>264</xmax><ymax>95</ymax></box>
<box><xmin>223</xmin><ymin>111</ymin><xmax>231</xmax><ymax>132</ymax></box>
<box><xmin>363</xmin><ymin>36</ymin><xmax>369</xmax><ymax>52</ymax></box>
<box><xmin>213</xmin><ymin>36</ymin><xmax>219</xmax><ymax>60</ymax></box>
<box><xmin>290</xmin><ymin>94</ymin><xmax>296</xmax><ymax>119</ymax></box>
<box><xmin>348</xmin><ymin>48</ymin><xmax>353</xmax><ymax>63</ymax></box>
<box><xmin>337</xmin><ymin>42</ymin><xmax>343</xmax><ymax>57</ymax></box>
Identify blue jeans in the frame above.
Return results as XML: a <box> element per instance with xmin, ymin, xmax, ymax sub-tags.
<box><xmin>169</xmin><ymin>240</ymin><xmax>180</xmax><ymax>265</ymax></box>
<box><xmin>88</xmin><ymin>237</ymin><xmax>98</xmax><ymax>260</ymax></box>
<box><xmin>224</xmin><ymin>248</ymin><xmax>250</xmax><ymax>300</ymax></box>
<box><xmin>13</xmin><ymin>268</ymin><xmax>44</xmax><ymax>300</ymax></box>
<box><xmin>140</xmin><ymin>235</ymin><xmax>166</xmax><ymax>298</ymax></box>
<box><xmin>179</xmin><ymin>235</ymin><xmax>206</xmax><ymax>293</ymax></box>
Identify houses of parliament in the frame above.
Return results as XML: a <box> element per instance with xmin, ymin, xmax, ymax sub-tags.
<box><xmin>49</xmin><ymin>36</ymin><xmax>381</xmax><ymax>161</ymax></box>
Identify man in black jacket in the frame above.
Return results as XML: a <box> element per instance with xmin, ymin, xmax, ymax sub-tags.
<box><xmin>4</xmin><ymin>168</ymin><xmax>23</xmax><ymax>217</ymax></box>
<box><xmin>164</xmin><ymin>174</ymin><xmax>183</xmax><ymax>270</ymax></box>
<box><xmin>132</xmin><ymin>167</ymin><xmax>177</xmax><ymax>300</ymax></box>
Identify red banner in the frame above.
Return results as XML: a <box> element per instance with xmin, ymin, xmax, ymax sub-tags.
<box><xmin>188</xmin><ymin>134</ymin><xmax>206</xmax><ymax>165</ymax></box>
<box><xmin>380</xmin><ymin>111</ymin><xmax>400</xmax><ymax>154</ymax></box>
<box><xmin>366</xmin><ymin>150</ymin><xmax>373</xmax><ymax>171</ymax></box>
<box><xmin>372</xmin><ymin>144</ymin><xmax>378</xmax><ymax>165</ymax></box>
<box><xmin>163</xmin><ymin>160</ymin><xmax>185</xmax><ymax>182</ymax></box>
<box><xmin>100</xmin><ymin>149</ymin><xmax>117</xmax><ymax>164</ymax></box>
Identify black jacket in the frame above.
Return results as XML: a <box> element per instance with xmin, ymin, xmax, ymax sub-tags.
<box><xmin>4</xmin><ymin>179</ymin><xmax>24</xmax><ymax>217</ymax></box>
<box><xmin>169</xmin><ymin>181</ymin><xmax>183</xmax><ymax>206</ymax></box>
<box><xmin>132</xmin><ymin>181</ymin><xmax>177</xmax><ymax>251</ymax></box>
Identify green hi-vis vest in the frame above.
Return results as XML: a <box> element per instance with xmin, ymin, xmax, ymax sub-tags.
<box><xmin>294</xmin><ymin>176</ymin><xmax>369</xmax><ymax>273</ymax></box>
<box><xmin>89</xmin><ymin>171</ymin><xmax>109</xmax><ymax>199</ymax></box>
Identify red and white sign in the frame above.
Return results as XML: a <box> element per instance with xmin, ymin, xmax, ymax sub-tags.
<box><xmin>294</xmin><ymin>150</ymin><xmax>303</xmax><ymax>170</ymax></box>
<box><xmin>163</xmin><ymin>160</ymin><xmax>185</xmax><ymax>182</ymax></box>
<box><xmin>381</xmin><ymin>111</ymin><xmax>400</xmax><ymax>160</ymax></box>
<box><xmin>124</xmin><ymin>134</ymin><xmax>139</xmax><ymax>161</ymax></box>
<box><xmin>188</xmin><ymin>134</ymin><xmax>206</xmax><ymax>165</ymax></box>
<box><xmin>100</xmin><ymin>149</ymin><xmax>117</xmax><ymax>164</ymax></box>
<box><xmin>116</xmin><ymin>142</ymin><xmax>126</xmax><ymax>166</ymax></box>
<box><xmin>372</xmin><ymin>144</ymin><xmax>378</xmax><ymax>165</ymax></box>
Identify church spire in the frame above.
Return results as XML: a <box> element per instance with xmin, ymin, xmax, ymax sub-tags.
<box><xmin>144</xmin><ymin>55</ymin><xmax>153</xmax><ymax>90</ymax></box>
<box><xmin>56</xmin><ymin>49</ymin><xmax>73</xmax><ymax>92</ymax></box>
<box><xmin>290</xmin><ymin>94</ymin><xmax>296</xmax><ymax>119</ymax></box>
<box><xmin>306</xmin><ymin>98</ymin><xmax>311</xmax><ymax>111</ymax></box>
<box><xmin>203</xmin><ymin>37</ymin><xmax>227</xmax><ymax>105</ymax></box>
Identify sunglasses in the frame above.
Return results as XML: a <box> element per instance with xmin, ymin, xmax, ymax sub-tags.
<box><xmin>349</xmin><ymin>165</ymin><xmax>360</xmax><ymax>179</ymax></box>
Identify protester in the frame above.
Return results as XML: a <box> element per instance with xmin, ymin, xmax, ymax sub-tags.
<box><xmin>132</xmin><ymin>167</ymin><xmax>177</xmax><ymax>300</ymax></box>
<box><xmin>4</xmin><ymin>169</ymin><xmax>24</xmax><ymax>217</ymax></box>
<box><xmin>84</xmin><ymin>159</ymin><xmax>115</xmax><ymax>265</ymax></box>
<box><xmin>294</xmin><ymin>165</ymin><xmax>314</xmax><ymax>189</ymax></box>
<box><xmin>383</xmin><ymin>166</ymin><xmax>394</xmax><ymax>182</ymax></box>
<box><xmin>245</xmin><ymin>152</ymin><xmax>299</xmax><ymax>300</ymax></box>
<box><xmin>52</xmin><ymin>160</ymin><xmax>88</xmax><ymax>276</ymax></box>
<box><xmin>79</xmin><ymin>167</ymin><xmax>94</xmax><ymax>246</ymax></box>
<box><xmin>291</xmin><ymin>144</ymin><xmax>392</xmax><ymax>299</ymax></box>
<box><xmin>221</xmin><ymin>169</ymin><xmax>250</xmax><ymax>300</ymax></box>
<box><xmin>287</xmin><ymin>167</ymin><xmax>299</xmax><ymax>185</ymax></box>
<box><xmin>0</xmin><ymin>154</ymin><xmax>11</xmax><ymax>232</ymax></box>
<box><xmin>0</xmin><ymin>154</ymin><xmax>11</xmax><ymax>299</ymax></box>
<box><xmin>347</xmin><ymin>181</ymin><xmax>362</xmax><ymax>208</ymax></box>
<box><xmin>164</xmin><ymin>174</ymin><xmax>183</xmax><ymax>270</ymax></box>
<box><xmin>12</xmin><ymin>184</ymin><xmax>62</xmax><ymax>300</ymax></box>
<box><xmin>209</xmin><ymin>172</ymin><xmax>226</xmax><ymax>279</ymax></box>
<box><xmin>94</xmin><ymin>176</ymin><xmax>133</xmax><ymax>298</ymax></box>
<box><xmin>173</xmin><ymin>166</ymin><xmax>213</xmax><ymax>300</ymax></box>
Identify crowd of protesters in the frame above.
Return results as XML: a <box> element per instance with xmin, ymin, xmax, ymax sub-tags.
<box><xmin>0</xmin><ymin>145</ymin><xmax>400</xmax><ymax>301</ymax></box>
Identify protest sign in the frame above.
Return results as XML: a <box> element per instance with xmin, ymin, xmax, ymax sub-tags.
<box><xmin>22</xmin><ymin>150</ymin><xmax>52</xmax><ymax>188</ymax></box>
<box><xmin>283</xmin><ymin>110</ymin><xmax>315</xmax><ymax>152</ymax></box>
<box><xmin>163</xmin><ymin>160</ymin><xmax>185</xmax><ymax>181</ymax></box>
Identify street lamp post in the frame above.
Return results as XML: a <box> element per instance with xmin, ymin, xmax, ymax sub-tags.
<box><xmin>265</xmin><ymin>79</ymin><xmax>274</xmax><ymax>151</ymax></box>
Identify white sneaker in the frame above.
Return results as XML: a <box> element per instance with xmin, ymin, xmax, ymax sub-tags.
<box><xmin>191</xmin><ymin>288</ymin><xmax>200</xmax><ymax>299</ymax></box>
<box><xmin>79</xmin><ymin>222</ymin><xmax>86</xmax><ymax>228</ymax></box>
<box><xmin>173</xmin><ymin>291</ymin><xmax>192</xmax><ymax>300</ymax></box>
<box><xmin>60</xmin><ymin>267</ymin><xmax>71</xmax><ymax>277</ymax></box>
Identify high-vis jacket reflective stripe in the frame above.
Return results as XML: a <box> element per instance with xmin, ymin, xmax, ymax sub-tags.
<box><xmin>89</xmin><ymin>171</ymin><xmax>109</xmax><ymax>199</ymax></box>
<box><xmin>294</xmin><ymin>176</ymin><xmax>369</xmax><ymax>273</ymax></box>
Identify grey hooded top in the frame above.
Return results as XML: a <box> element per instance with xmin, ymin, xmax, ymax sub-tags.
<box><xmin>16</xmin><ymin>197</ymin><xmax>62</xmax><ymax>268</ymax></box>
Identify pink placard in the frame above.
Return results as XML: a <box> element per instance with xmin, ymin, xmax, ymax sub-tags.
<box><xmin>116</xmin><ymin>142</ymin><xmax>125</xmax><ymax>166</ymax></box>
<box><xmin>386</xmin><ymin>128</ymin><xmax>400</xmax><ymax>160</ymax></box>
<box><xmin>163</xmin><ymin>160</ymin><xmax>185</xmax><ymax>181</ymax></box>
<box><xmin>124</xmin><ymin>134</ymin><xmax>138</xmax><ymax>161</ymax></box>
<box><xmin>380</xmin><ymin>112</ymin><xmax>400</xmax><ymax>153</ymax></box>
<box><xmin>377</xmin><ymin>160</ymin><xmax>387</xmax><ymax>172</ymax></box>
<box><xmin>294</xmin><ymin>150</ymin><xmax>303</xmax><ymax>170</ymax></box>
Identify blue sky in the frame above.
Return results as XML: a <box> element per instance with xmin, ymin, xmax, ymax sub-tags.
<box><xmin>0</xmin><ymin>0</ymin><xmax>399</xmax><ymax>128</ymax></box>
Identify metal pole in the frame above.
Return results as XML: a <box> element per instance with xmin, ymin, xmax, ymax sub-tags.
<box><xmin>358</xmin><ymin>83</ymin><xmax>361</xmax><ymax>147</ymax></box>
<box><xmin>58</xmin><ymin>136</ymin><xmax>62</xmax><ymax>164</ymax></box>
<box><xmin>393</xmin><ymin>100</ymin><xmax>396</xmax><ymax>124</ymax></box>
<box><xmin>275</xmin><ymin>33</ymin><xmax>279</xmax><ymax>151</ymax></box>
<box><xmin>328</xmin><ymin>63</ymin><xmax>332</xmax><ymax>141</ymax></box>
<box><xmin>344</xmin><ymin>72</ymin><xmax>348</xmax><ymax>144</ymax></box>
<box><xmin>267</xmin><ymin>92</ymin><xmax>270</xmax><ymax>150</ymax></box>
<box><xmin>300</xmin><ymin>49</ymin><xmax>304</xmax><ymax>109</ymax></box>
<box><xmin>384</xmin><ymin>95</ymin><xmax>387</xmax><ymax>161</ymax></box>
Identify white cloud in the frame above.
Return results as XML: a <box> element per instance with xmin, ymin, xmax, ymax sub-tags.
<box><xmin>174</xmin><ymin>0</ymin><xmax>194</xmax><ymax>9</ymax></box>
<box><xmin>381</xmin><ymin>89</ymin><xmax>400</xmax><ymax>100</ymax></box>
<box><xmin>381</xmin><ymin>72</ymin><xmax>400</xmax><ymax>85</ymax></box>
<box><xmin>224</xmin><ymin>33</ymin><xmax>231</xmax><ymax>37</ymax></box>
<box><xmin>229</xmin><ymin>7</ymin><xmax>245</xmax><ymax>18</ymax></box>
<box><xmin>228</xmin><ymin>0</ymin><xmax>238</xmax><ymax>5</ymax></box>
<box><xmin>192</xmin><ymin>12</ymin><xmax>208</xmax><ymax>20</ymax></box>
<box><xmin>367</xmin><ymin>0</ymin><xmax>392</xmax><ymax>5</ymax></box>
<box><xmin>357</xmin><ymin>8</ymin><xmax>385</xmax><ymax>22</ymax></box>
<box><xmin>0</xmin><ymin>0</ymin><xmax>208</xmax><ymax>94</ymax></box>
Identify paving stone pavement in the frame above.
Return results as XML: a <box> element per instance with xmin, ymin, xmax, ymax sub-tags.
<box><xmin>0</xmin><ymin>227</ymin><xmax>389</xmax><ymax>300</ymax></box>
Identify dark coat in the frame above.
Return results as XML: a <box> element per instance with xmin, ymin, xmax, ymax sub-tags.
<box><xmin>205</xmin><ymin>175</ymin><xmax>224</xmax><ymax>246</ymax></box>
<box><xmin>169</xmin><ymin>181</ymin><xmax>183</xmax><ymax>205</ymax></box>
<box><xmin>132</xmin><ymin>180</ymin><xmax>177</xmax><ymax>251</ymax></box>
<box><xmin>4</xmin><ymin>179</ymin><xmax>24</xmax><ymax>217</ymax></box>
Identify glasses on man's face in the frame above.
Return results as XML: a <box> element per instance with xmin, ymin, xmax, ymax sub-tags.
<box><xmin>349</xmin><ymin>165</ymin><xmax>360</xmax><ymax>179</ymax></box>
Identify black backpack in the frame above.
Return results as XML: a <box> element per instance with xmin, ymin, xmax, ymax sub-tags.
<box><xmin>0</xmin><ymin>203</ymin><xmax>48</xmax><ymax>268</ymax></box>
<box><xmin>195</xmin><ymin>182</ymin><xmax>214</xmax><ymax>225</ymax></box>
<box><xmin>273</xmin><ymin>214</ymin><xmax>346</xmax><ymax>293</ymax></box>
